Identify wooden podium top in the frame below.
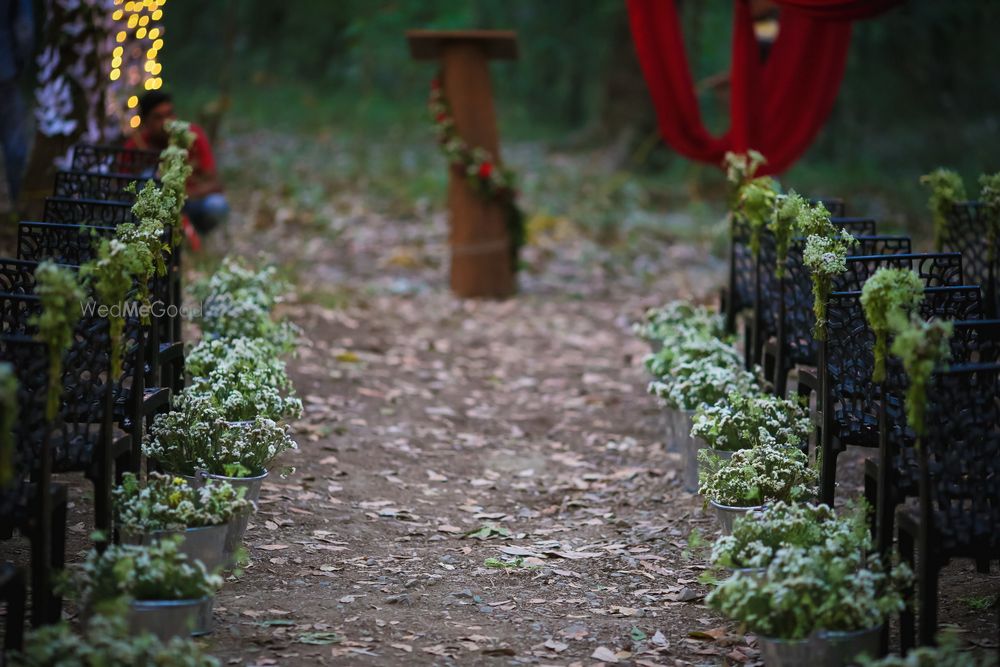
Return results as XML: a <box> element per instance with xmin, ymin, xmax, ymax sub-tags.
<box><xmin>407</xmin><ymin>30</ymin><xmax>518</xmax><ymax>61</ymax></box>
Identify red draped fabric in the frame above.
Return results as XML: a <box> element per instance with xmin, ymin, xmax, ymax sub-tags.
<box><xmin>627</xmin><ymin>0</ymin><xmax>901</xmax><ymax>175</ymax></box>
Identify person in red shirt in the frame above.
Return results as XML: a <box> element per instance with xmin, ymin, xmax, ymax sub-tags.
<box><xmin>125</xmin><ymin>91</ymin><xmax>229</xmax><ymax>234</ymax></box>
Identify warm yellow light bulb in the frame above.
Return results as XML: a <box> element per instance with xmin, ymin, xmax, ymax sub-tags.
<box><xmin>144</xmin><ymin>60</ymin><xmax>153</xmax><ymax>72</ymax></box>
<box><xmin>111</xmin><ymin>56</ymin><xmax>122</xmax><ymax>67</ymax></box>
<box><xmin>113</xmin><ymin>46</ymin><xmax>123</xmax><ymax>57</ymax></box>
<box><xmin>146</xmin><ymin>48</ymin><xmax>156</xmax><ymax>59</ymax></box>
<box><xmin>152</xmin><ymin>79</ymin><xmax>162</xmax><ymax>90</ymax></box>
<box><xmin>127</xmin><ymin>95</ymin><xmax>138</xmax><ymax>108</ymax></box>
<box><xmin>116</xmin><ymin>30</ymin><xmax>127</xmax><ymax>42</ymax></box>
<box><xmin>152</xmin><ymin>63</ymin><xmax>162</xmax><ymax>75</ymax></box>
<box><xmin>152</xmin><ymin>39</ymin><xmax>163</xmax><ymax>50</ymax></box>
<box><xmin>136</xmin><ymin>27</ymin><xmax>147</xmax><ymax>38</ymax></box>
<box><xmin>144</xmin><ymin>78</ymin><xmax>154</xmax><ymax>90</ymax></box>
<box><xmin>148</xmin><ymin>27</ymin><xmax>159</xmax><ymax>39</ymax></box>
<box><xmin>130</xmin><ymin>115</ymin><xmax>141</xmax><ymax>128</ymax></box>
<box><xmin>110</xmin><ymin>68</ymin><xmax>121</xmax><ymax>81</ymax></box>
<box><xmin>138</xmin><ymin>15</ymin><xmax>149</xmax><ymax>26</ymax></box>
<box><xmin>127</xmin><ymin>14</ymin><xmax>138</xmax><ymax>28</ymax></box>
<box><xmin>112</xmin><ymin>9</ymin><xmax>123</xmax><ymax>20</ymax></box>
<box><xmin>151</xmin><ymin>9</ymin><xmax>162</xmax><ymax>20</ymax></box>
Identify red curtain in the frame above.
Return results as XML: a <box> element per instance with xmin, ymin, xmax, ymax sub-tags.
<box><xmin>627</xmin><ymin>0</ymin><xmax>901</xmax><ymax>175</ymax></box>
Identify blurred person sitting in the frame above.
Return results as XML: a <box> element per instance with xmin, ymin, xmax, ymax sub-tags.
<box><xmin>0</xmin><ymin>0</ymin><xmax>33</xmax><ymax>206</ymax></box>
<box><xmin>125</xmin><ymin>91</ymin><xmax>229</xmax><ymax>234</ymax></box>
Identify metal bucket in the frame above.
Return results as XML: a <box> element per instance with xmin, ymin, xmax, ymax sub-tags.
<box><xmin>758</xmin><ymin>636</ymin><xmax>813</xmax><ymax>667</ymax></box>
<box><xmin>128</xmin><ymin>596</ymin><xmax>213</xmax><ymax>640</ymax></box>
<box><xmin>675</xmin><ymin>410</ymin><xmax>700</xmax><ymax>492</ymax></box>
<box><xmin>121</xmin><ymin>524</ymin><xmax>229</xmax><ymax>574</ymax></box>
<box><xmin>178</xmin><ymin>469</ymin><xmax>268</xmax><ymax>567</ymax></box>
<box><xmin>814</xmin><ymin>625</ymin><xmax>882</xmax><ymax>666</ymax></box>
<box><xmin>709</xmin><ymin>499</ymin><xmax>763</xmax><ymax>535</ymax></box>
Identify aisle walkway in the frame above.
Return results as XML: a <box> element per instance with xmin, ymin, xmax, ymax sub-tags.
<box><xmin>208</xmin><ymin>288</ymin><xmax>760</xmax><ymax>665</ymax></box>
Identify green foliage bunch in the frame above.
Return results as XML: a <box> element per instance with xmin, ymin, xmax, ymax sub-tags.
<box><xmin>75</xmin><ymin>537</ymin><xmax>222</xmax><ymax>615</ymax></box>
<box><xmin>10</xmin><ymin>614</ymin><xmax>219</xmax><ymax>667</ymax></box>
<box><xmin>978</xmin><ymin>171</ymin><xmax>1000</xmax><ymax>263</ymax></box>
<box><xmin>706</xmin><ymin>542</ymin><xmax>910</xmax><ymax>640</ymax></box>
<box><xmin>123</xmin><ymin>179</ymin><xmax>174</xmax><ymax>278</ymax></box>
<box><xmin>860</xmin><ymin>633</ymin><xmax>997</xmax><ymax>667</ymax></box>
<box><xmin>144</xmin><ymin>392</ymin><xmax>296</xmax><ymax>478</ymax></box>
<box><xmin>860</xmin><ymin>268</ymin><xmax>925</xmax><ymax>382</ymax></box>
<box><xmin>691</xmin><ymin>391</ymin><xmax>811</xmax><ymax>452</ymax></box>
<box><xmin>158</xmin><ymin>119</ymin><xmax>195</xmax><ymax>247</ymax></box>
<box><xmin>737</xmin><ymin>176</ymin><xmax>779</xmax><ymax>256</ymax></box>
<box><xmin>711</xmin><ymin>501</ymin><xmax>867</xmax><ymax>570</ymax></box>
<box><xmin>80</xmin><ymin>238</ymin><xmax>154</xmax><ymax>378</ymax></box>
<box><xmin>0</xmin><ymin>363</ymin><xmax>16</xmax><ymax>486</ymax></box>
<box><xmin>697</xmin><ymin>442</ymin><xmax>817</xmax><ymax>507</ymax></box>
<box><xmin>919</xmin><ymin>168</ymin><xmax>966</xmax><ymax>249</ymax></box>
<box><xmin>802</xmin><ymin>224</ymin><xmax>857</xmax><ymax>339</ymax></box>
<box><xmin>31</xmin><ymin>262</ymin><xmax>84</xmax><ymax>419</ymax></box>
<box><xmin>723</xmin><ymin>150</ymin><xmax>767</xmax><ymax>201</ymax></box>
<box><xmin>890</xmin><ymin>319</ymin><xmax>953</xmax><ymax>436</ymax></box>
<box><xmin>114</xmin><ymin>472</ymin><xmax>250</xmax><ymax>533</ymax></box>
<box><xmin>769</xmin><ymin>191</ymin><xmax>808</xmax><ymax>278</ymax></box>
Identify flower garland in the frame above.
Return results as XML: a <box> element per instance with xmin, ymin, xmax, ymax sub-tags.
<box><xmin>919</xmin><ymin>168</ymin><xmax>966</xmax><ymax>250</ymax></box>
<box><xmin>428</xmin><ymin>75</ymin><xmax>525</xmax><ymax>271</ymax></box>
<box><xmin>890</xmin><ymin>318</ymin><xmax>952</xmax><ymax>437</ymax></box>
<box><xmin>31</xmin><ymin>262</ymin><xmax>85</xmax><ymax>419</ymax></box>
<box><xmin>860</xmin><ymin>268</ymin><xmax>924</xmax><ymax>383</ymax></box>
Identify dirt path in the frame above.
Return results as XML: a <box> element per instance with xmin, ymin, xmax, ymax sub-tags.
<box><xmin>194</xmin><ymin>194</ymin><xmax>761</xmax><ymax>664</ymax></box>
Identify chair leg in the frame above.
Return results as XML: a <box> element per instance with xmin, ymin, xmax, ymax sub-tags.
<box><xmin>28</xmin><ymin>508</ymin><xmax>51</xmax><ymax>627</ymax></box>
<box><xmin>819</xmin><ymin>440</ymin><xmax>840</xmax><ymax>507</ymax></box>
<box><xmin>86</xmin><ymin>466</ymin><xmax>112</xmax><ymax>551</ymax></box>
<box><xmin>863</xmin><ymin>466</ymin><xmax>878</xmax><ymax>543</ymax></box>
<box><xmin>917</xmin><ymin>551</ymin><xmax>940</xmax><ymax>647</ymax></box>
<box><xmin>3</xmin><ymin>568</ymin><xmax>26</xmax><ymax>652</ymax></box>
<box><xmin>898</xmin><ymin>523</ymin><xmax>916</xmax><ymax>653</ymax></box>
<box><xmin>47</xmin><ymin>491</ymin><xmax>66</xmax><ymax>621</ymax></box>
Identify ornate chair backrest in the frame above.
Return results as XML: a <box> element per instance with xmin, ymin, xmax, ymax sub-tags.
<box><xmin>920</xmin><ymin>362</ymin><xmax>1000</xmax><ymax>549</ymax></box>
<box><xmin>945</xmin><ymin>202</ymin><xmax>998</xmax><ymax>318</ymax></box>
<box><xmin>52</xmin><ymin>170</ymin><xmax>147</xmax><ymax>203</ymax></box>
<box><xmin>71</xmin><ymin>144</ymin><xmax>160</xmax><ymax>177</ymax></box>
<box><xmin>17</xmin><ymin>222</ymin><xmax>114</xmax><ymax>265</ymax></box>
<box><xmin>42</xmin><ymin>198</ymin><xmax>137</xmax><ymax>227</ymax></box>
<box><xmin>835</xmin><ymin>252</ymin><xmax>964</xmax><ymax>293</ymax></box>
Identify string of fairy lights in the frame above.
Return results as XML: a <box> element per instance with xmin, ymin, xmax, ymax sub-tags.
<box><xmin>109</xmin><ymin>0</ymin><xmax>166</xmax><ymax>129</ymax></box>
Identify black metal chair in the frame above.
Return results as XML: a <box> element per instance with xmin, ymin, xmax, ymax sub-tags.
<box><xmin>816</xmin><ymin>285</ymin><xmax>984</xmax><ymax>506</ymax></box>
<box><xmin>70</xmin><ymin>144</ymin><xmax>160</xmax><ymax>177</ymax></box>
<box><xmin>873</xmin><ymin>320</ymin><xmax>1000</xmax><ymax>559</ymax></box>
<box><xmin>0</xmin><ymin>294</ymin><xmax>124</xmax><ymax>539</ymax></box>
<box><xmin>0</xmin><ymin>336</ymin><xmax>68</xmax><ymax>626</ymax></box>
<box><xmin>0</xmin><ymin>564</ymin><xmax>26</xmax><ymax>653</ymax></box>
<box><xmin>896</xmin><ymin>362</ymin><xmax>1000</xmax><ymax>649</ymax></box>
<box><xmin>945</xmin><ymin>202</ymin><xmax>999</xmax><ymax>318</ymax></box>
<box><xmin>834</xmin><ymin>252</ymin><xmax>964</xmax><ymax>293</ymax></box>
<box><xmin>16</xmin><ymin>221</ymin><xmax>183</xmax><ymax>395</ymax></box>
<box><xmin>52</xmin><ymin>170</ymin><xmax>151</xmax><ymax>203</ymax></box>
<box><xmin>42</xmin><ymin>197</ymin><xmax>137</xmax><ymax>227</ymax></box>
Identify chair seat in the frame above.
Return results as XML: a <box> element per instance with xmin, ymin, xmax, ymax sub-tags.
<box><xmin>158</xmin><ymin>341</ymin><xmax>183</xmax><ymax>364</ymax></box>
<box><xmin>897</xmin><ymin>503</ymin><xmax>1000</xmax><ymax>557</ymax></box>
<box><xmin>53</xmin><ymin>430</ymin><xmax>131</xmax><ymax>473</ymax></box>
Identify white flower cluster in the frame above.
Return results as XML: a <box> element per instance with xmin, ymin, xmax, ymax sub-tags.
<box><xmin>697</xmin><ymin>442</ymin><xmax>818</xmax><ymax>507</ymax></box>
<box><xmin>633</xmin><ymin>300</ymin><xmax>724</xmax><ymax>346</ymax></box>
<box><xmin>114</xmin><ymin>472</ymin><xmax>251</xmax><ymax>533</ymax></box>
<box><xmin>691</xmin><ymin>390</ymin><xmax>811</xmax><ymax>451</ymax></box>
<box><xmin>191</xmin><ymin>256</ymin><xmax>301</xmax><ymax>354</ymax></box>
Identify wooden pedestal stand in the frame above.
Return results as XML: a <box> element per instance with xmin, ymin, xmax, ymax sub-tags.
<box><xmin>407</xmin><ymin>30</ymin><xmax>518</xmax><ymax>299</ymax></box>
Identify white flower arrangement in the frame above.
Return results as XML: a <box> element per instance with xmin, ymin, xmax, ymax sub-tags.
<box><xmin>184</xmin><ymin>337</ymin><xmax>303</xmax><ymax>422</ymax></box>
<box><xmin>711</xmin><ymin>501</ymin><xmax>867</xmax><ymax>570</ymax></box>
<box><xmin>145</xmin><ymin>392</ymin><xmax>297</xmax><ymax>478</ymax></box>
<box><xmin>707</xmin><ymin>542</ymin><xmax>911</xmax><ymax>640</ymax></box>
<box><xmin>644</xmin><ymin>334</ymin><xmax>744</xmax><ymax>380</ymax></box>
<box><xmin>691</xmin><ymin>391</ymin><xmax>811</xmax><ymax>451</ymax></box>
<box><xmin>633</xmin><ymin>300</ymin><xmax>724</xmax><ymax>346</ymax></box>
<box><xmin>698</xmin><ymin>442</ymin><xmax>818</xmax><ymax>507</ymax></box>
<box><xmin>649</xmin><ymin>362</ymin><xmax>758</xmax><ymax>412</ymax></box>
<box><xmin>114</xmin><ymin>472</ymin><xmax>251</xmax><ymax>534</ymax></box>
<box><xmin>191</xmin><ymin>256</ymin><xmax>301</xmax><ymax>354</ymax></box>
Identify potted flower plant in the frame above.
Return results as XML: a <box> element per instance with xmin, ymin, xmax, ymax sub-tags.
<box><xmin>634</xmin><ymin>300</ymin><xmax>724</xmax><ymax>352</ymax></box>
<box><xmin>711</xmin><ymin>501</ymin><xmax>866</xmax><ymax>574</ymax></box>
<box><xmin>691</xmin><ymin>391</ymin><xmax>810</xmax><ymax>457</ymax></box>
<box><xmin>191</xmin><ymin>255</ymin><xmax>300</xmax><ymax>355</ymax></box>
<box><xmin>115</xmin><ymin>472</ymin><xmax>250</xmax><ymax>573</ymax></box>
<box><xmin>145</xmin><ymin>392</ymin><xmax>296</xmax><ymax>558</ymax></box>
<box><xmin>9</xmin><ymin>614</ymin><xmax>219</xmax><ymax>666</ymax></box>
<box><xmin>76</xmin><ymin>538</ymin><xmax>222</xmax><ymax>640</ymax></box>
<box><xmin>697</xmin><ymin>442</ymin><xmax>817</xmax><ymax>533</ymax></box>
<box><xmin>183</xmin><ymin>337</ymin><xmax>303</xmax><ymax>423</ymax></box>
<box><xmin>707</xmin><ymin>545</ymin><xmax>909</xmax><ymax>666</ymax></box>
